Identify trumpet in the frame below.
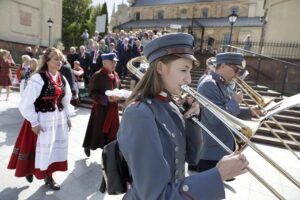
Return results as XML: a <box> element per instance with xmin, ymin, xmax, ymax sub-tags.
<box><xmin>127</xmin><ymin>56</ymin><xmax>300</xmax><ymax>199</ymax></box>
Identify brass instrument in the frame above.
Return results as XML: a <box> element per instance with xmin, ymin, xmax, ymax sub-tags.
<box><xmin>206</xmin><ymin>56</ymin><xmax>300</xmax><ymax>160</ymax></box>
<box><xmin>127</xmin><ymin>56</ymin><xmax>300</xmax><ymax>199</ymax></box>
<box><xmin>180</xmin><ymin>85</ymin><xmax>300</xmax><ymax>191</ymax></box>
<box><xmin>235</xmin><ymin>77</ymin><xmax>300</xmax><ymax>158</ymax></box>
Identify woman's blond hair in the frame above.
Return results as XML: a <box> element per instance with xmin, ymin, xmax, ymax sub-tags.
<box><xmin>35</xmin><ymin>47</ymin><xmax>63</xmax><ymax>74</ymax></box>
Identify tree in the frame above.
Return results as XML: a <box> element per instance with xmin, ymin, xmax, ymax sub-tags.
<box><xmin>62</xmin><ymin>0</ymin><xmax>93</xmax><ymax>49</ymax></box>
<box><xmin>100</xmin><ymin>2</ymin><xmax>108</xmax><ymax>35</ymax></box>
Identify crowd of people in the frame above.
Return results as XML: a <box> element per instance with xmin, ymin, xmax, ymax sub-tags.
<box><xmin>1</xmin><ymin>30</ymin><xmax>262</xmax><ymax>199</ymax></box>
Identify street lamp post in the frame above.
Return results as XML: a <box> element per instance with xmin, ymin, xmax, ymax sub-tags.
<box><xmin>228</xmin><ymin>11</ymin><xmax>238</xmax><ymax>46</ymax></box>
<box><xmin>47</xmin><ymin>18</ymin><xmax>54</xmax><ymax>47</ymax></box>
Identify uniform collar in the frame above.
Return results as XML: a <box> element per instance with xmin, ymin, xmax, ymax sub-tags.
<box><xmin>211</xmin><ymin>72</ymin><xmax>226</xmax><ymax>84</ymax></box>
<box><xmin>155</xmin><ymin>91</ymin><xmax>171</xmax><ymax>102</ymax></box>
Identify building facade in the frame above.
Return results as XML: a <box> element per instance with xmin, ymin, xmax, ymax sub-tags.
<box><xmin>260</xmin><ymin>0</ymin><xmax>300</xmax><ymax>58</ymax></box>
<box><xmin>0</xmin><ymin>0</ymin><xmax>62</xmax><ymax>58</ymax></box>
<box><xmin>112</xmin><ymin>0</ymin><xmax>265</xmax><ymax>52</ymax></box>
<box><xmin>110</xmin><ymin>2</ymin><xmax>131</xmax><ymax>31</ymax></box>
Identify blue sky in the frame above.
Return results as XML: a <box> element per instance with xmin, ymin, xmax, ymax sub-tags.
<box><xmin>92</xmin><ymin>0</ymin><xmax>128</xmax><ymax>20</ymax></box>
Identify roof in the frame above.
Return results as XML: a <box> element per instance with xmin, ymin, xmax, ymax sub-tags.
<box><xmin>133</xmin><ymin>0</ymin><xmax>210</xmax><ymax>7</ymax></box>
<box><xmin>115</xmin><ymin>17</ymin><xmax>264</xmax><ymax>29</ymax></box>
<box><xmin>197</xmin><ymin>17</ymin><xmax>264</xmax><ymax>27</ymax></box>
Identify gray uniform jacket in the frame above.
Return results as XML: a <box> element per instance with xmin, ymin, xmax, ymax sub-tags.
<box><xmin>197</xmin><ymin>72</ymin><xmax>252</xmax><ymax>161</ymax></box>
<box><xmin>117</xmin><ymin>98</ymin><xmax>225</xmax><ymax>200</ymax></box>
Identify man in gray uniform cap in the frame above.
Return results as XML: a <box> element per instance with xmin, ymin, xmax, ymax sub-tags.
<box><xmin>117</xmin><ymin>34</ymin><xmax>249</xmax><ymax>199</ymax></box>
<box><xmin>190</xmin><ymin>52</ymin><xmax>258</xmax><ymax>174</ymax></box>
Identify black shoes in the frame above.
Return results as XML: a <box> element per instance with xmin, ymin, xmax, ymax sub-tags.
<box><xmin>99</xmin><ymin>177</ymin><xmax>106</xmax><ymax>193</ymax></box>
<box><xmin>44</xmin><ymin>176</ymin><xmax>61</xmax><ymax>190</ymax></box>
<box><xmin>25</xmin><ymin>175</ymin><xmax>33</xmax><ymax>183</ymax></box>
<box><xmin>84</xmin><ymin>148</ymin><xmax>90</xmax><ymax>157</ymax></box>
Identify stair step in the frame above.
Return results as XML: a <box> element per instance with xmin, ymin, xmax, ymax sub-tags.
<box><xmin>257</xmin><ymin>126</ymin><xmax>300</xmax><ymax>141</ymax></box>
<box><xmin>257</xmin><ymin>90</ymin><xmax>281</xmax><ymax>97</ymax></box>
<box><xmin>251</xmin><ymin>134</ymin><xmax>300</xmax><ymax>151</ymax></box>
<box><xmin>249</xmin><ymin>85</ymin><xmax>269</xmax><ymax>91</ymax></box>
<box><xmin>263</xmin><ymin>121</ymin><xmax>300</xmax><ymax>133</ymax></box>
<box><xmin>280</xmin><ymin>109</ymin><xmax>300</xmax><ymax>117</ymax></box>
<box><xmin>273</xmin><ymin>114</ymin><xmax>300</xmax><ymax>124</ymax></box>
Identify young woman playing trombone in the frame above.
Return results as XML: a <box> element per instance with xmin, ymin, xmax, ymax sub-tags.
<box><xmin>117</xmin><ymin>33</ymin><xmax>249</xmax><ymax>200</ymax></box>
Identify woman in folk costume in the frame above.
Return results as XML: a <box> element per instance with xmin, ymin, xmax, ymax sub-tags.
<box><xmin>0</xmin><ymin>49</ymin><xmax>12</xmax><ymax>101</ymax></box>
<box><xmin>7</xmin><ymin>47</ymin><xmax>72</xmax><ymax>190</ymax></box>
<box><xmin>82</xmin><ymin>52</ymin><xmax>121</xmax><ymax>157</ymax></box>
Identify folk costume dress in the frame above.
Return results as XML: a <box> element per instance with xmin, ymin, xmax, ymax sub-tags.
<box><xmin>0</xmin><ymin>57</ymin><xmax>12</xmax><ymax>87</ymax></box>
<box><xmin>7</xmin><ymin>71</ymin><xmax>72</xmax><ymax>179</ymax></box>
<box><xmin>82</xmin><ymin>68</ymin><xmax>120</xmax><ymax>150</ymax></box>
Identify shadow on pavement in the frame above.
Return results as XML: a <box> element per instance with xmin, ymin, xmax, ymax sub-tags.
<box><xmin>0</xmin><ymin>185</ymin><xmax>29</xmax><ymax>200</ymax></box>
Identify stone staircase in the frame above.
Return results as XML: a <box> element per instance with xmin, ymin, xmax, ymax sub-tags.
<box><xmin>10</xmin><ymin>65</ymin><xmax>300</xmax><ymax>151</ymax></box>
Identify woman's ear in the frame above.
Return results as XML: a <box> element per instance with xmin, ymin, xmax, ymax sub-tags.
<box><xmin>156</xmin><ymin>61</ymin><xmax>164</xmax><ymax>75</ymax></box>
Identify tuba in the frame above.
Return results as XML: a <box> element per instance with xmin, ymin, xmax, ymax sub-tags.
<box><xmin>127</xmin><ymin>56</ymin><xmax>300</xmax><ymax>199</ymax></box>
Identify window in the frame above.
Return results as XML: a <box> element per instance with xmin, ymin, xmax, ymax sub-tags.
<box><xmin>135</xmin><ymin>12</ymin><xmax>140</xmax><ymax>21</ymax></box>
<box><xmin>230</xmin><ymin>6</ymin><xmax>239</xmax><ymax>14</ymax></box>
<box><xmin>158</xmin><ymin>10</ymin><xmax>164</xmax><ymax>19</ymax></box>
<box><xmin>223</xmin><ymin>33</ymin><xmax>231</xmax><ymax>45</ymax></box>
<box><xmin>181</xmin><ymin>9</ymin><xmax>187</xmax><ymax>15</ymax></box>
<box><xmin>202</xmin><ymin>8</ymin><xmax>209</xmax><ymax>18</ymax></box>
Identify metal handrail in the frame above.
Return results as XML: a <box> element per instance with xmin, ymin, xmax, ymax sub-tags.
<box><xmin>227</xmin><ymin>45</ymin><xmax>300</xmax><ymax>68</ymax></box>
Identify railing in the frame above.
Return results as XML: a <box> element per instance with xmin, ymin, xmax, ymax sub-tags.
<box><xmin>227</xmin><ymin>45</ymin><xmax>300</xmax><ymax>96</ymax></box>
<box><xmin>196</xmin><ymin>39</ymin><xmax>300</xmax><ymax>60</ymax></box>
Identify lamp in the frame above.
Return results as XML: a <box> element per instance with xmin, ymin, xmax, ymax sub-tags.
<box><xmin>228</xmin><ymin>10</ymin><xmax>238</xmax><ymax>46</ymax></box>
<box><xmin>47</xmin><ymin>18</ymin><xmax>54</xmax><ymax>47</ymax></box>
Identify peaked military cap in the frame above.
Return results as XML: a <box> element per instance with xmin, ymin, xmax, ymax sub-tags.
<box><xmin>143</xmin><ymin>33</ymin><xmax>199</xmax><ymax>66</ymax></box>
<box><xmin>216</xmin><ymin>52</ymin><xmax>244</xmax><ymax>69</ymax></box>
<box><xmin>101</xmin><ymin>52</ymin><xmax>118</xmax><ymax>61</ymax></box>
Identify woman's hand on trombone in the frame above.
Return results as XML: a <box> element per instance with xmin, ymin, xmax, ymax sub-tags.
<box><xmin>216</xmin><ymin>152</ymin><xmax>249</xmax><ymax>181</ymax></box>
<box><xmin>183</xmin><ymin>96</ymin><xmax>200</xmax><ymax>119</ymax></box>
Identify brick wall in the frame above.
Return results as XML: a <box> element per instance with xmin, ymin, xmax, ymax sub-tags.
<box><xmin>0</xmin><ymin>40</ymin><xmax>46</xmax><ymax>63</ymax></box>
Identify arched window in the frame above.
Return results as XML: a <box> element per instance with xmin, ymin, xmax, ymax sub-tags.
<box><xmin>135</xmin><ymin>12</ymin><xmax>140</xmax><ymax>21</ymax></box>
<box><xmin>158</xmin><ymin>10</ymin><xmax>164</xmax><ymax>19</ymax></box>
<box><xmin>230</xmin><ymin>6</ymin><xmax>239</xmax><ymax>14</ymax></box>
<box><xmin>202</xmin><ymin>8</ymin><xmax>209</xmax><ymax>18</ymax></box>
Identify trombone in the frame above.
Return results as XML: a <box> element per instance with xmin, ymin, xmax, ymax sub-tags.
<box><xmin>235</xmin><ymin>77</ymin><xmax>300</xmax><ymax>158</ymax></box>
<box><xmin>206</xmin><ymin>57</ymin><xmax>300</xmax><ymax>160</ymax></box>
<box><xmin>127</xmin><ymin>56</ymin><xmax>299</xmax><ymax>199</ymax></box>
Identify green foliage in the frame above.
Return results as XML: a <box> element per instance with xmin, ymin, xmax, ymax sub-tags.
<box><xmin>100</xmin><ymin>2</ymin><xmax>108</xmax><ymax>34</ymax></box>
<box><xmin>62</xmin><ymin>0</ymin><xmax>103</xmax><ymax>50</ymax></box>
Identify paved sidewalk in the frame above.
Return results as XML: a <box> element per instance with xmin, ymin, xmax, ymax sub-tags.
<box><xmin>0</xmin><ymin>91</ymin><xmax>300</xmax><ymax>200</ymax></box>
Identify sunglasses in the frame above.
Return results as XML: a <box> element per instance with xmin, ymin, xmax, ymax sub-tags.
<box><xmin>227</xmin><ymin>64</ymin><xmax>242</xmax><ymax>74</ymax></box>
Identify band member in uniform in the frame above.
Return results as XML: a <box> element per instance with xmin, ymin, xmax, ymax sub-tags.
<box><xmin>117</xmin><ymin>33</ymin><xmax>249</xmax><ymax>199</ymax></box>
<box><xmin>82</xmin><ymin>53</ymin><xmax>121</xmax><ymax>157</ymax></box>
<box><xmin>189</xmin><ymin>52</ymin><xmax>260</xmax><ymax>174</ymax></box>
<box><xmin>7</xmin><ymin>47</ymin><xmax>72</xmax><ymax>190</ymax></box>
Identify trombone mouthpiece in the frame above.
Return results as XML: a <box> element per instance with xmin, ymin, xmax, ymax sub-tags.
<box><xmin>181</xmin><ymin>85</ymin><xmax>189</xmax><ymax>91</ymax></box>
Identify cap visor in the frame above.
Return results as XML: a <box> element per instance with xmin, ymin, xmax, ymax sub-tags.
<box><xmin>174</xmin><ymin>54</ymin><xmax>200</xmax><ymax>66</ymax></box>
